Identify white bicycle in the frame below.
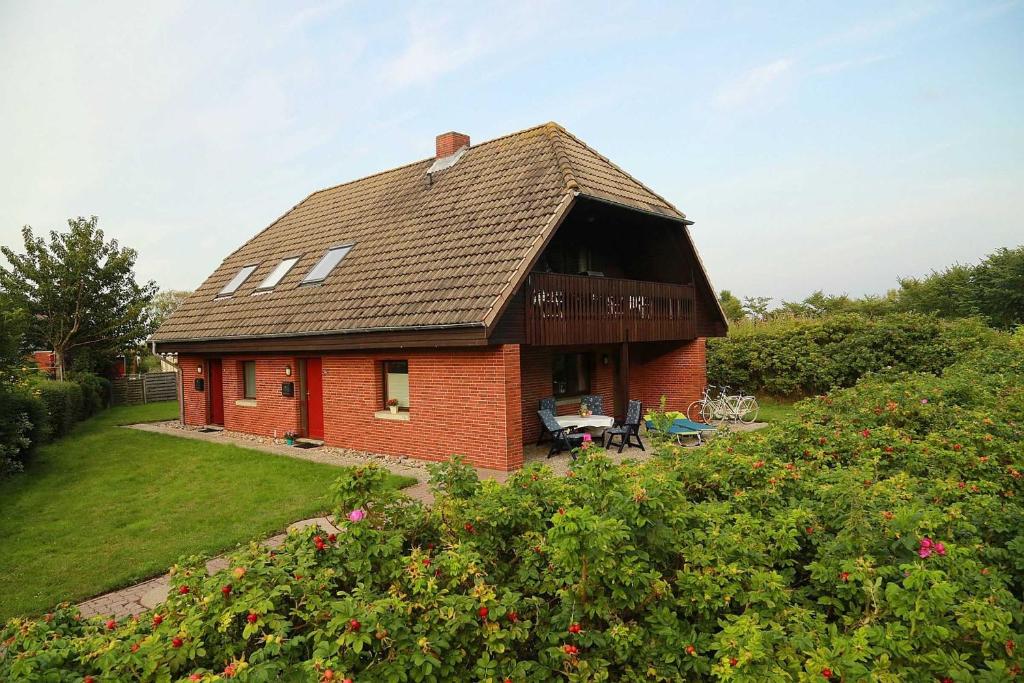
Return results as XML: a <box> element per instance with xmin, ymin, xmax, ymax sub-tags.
<box><xmin>686</xmin><ymin>385</ymin><xmax>759</xmax><ymax>424</ymax></box>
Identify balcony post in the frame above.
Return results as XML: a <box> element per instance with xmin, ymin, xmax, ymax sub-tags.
<box><xmin>618</xmin><ymin>332</ymin><xmax>630</xmax><ymax>421</ymax></box>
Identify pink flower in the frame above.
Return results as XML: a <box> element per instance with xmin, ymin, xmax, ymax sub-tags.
<box><xmin>935</xmin><ymin>541</ymin><xmax>947</xmax><ymax>556</ymax></box>
<box><xmin>920</xmin><ymin>399</ymin><xmax>929</xmax><ymax>404</ymax></box>
<box><xmin>860</xmin><ymin>429</ymin><xmax>871</xmax><ymax>438</ymax></box>
<box><xmin>918</xmin><ymin>537</ymin><xmax>933</xmax><ymax>558</ymax></box>
<box><xmin>582</xmin><ymin>432</ymin><xmax>592</xmax><ymax>442</ymax></box>
<box><xmin>348</xmin><ymin>508</ymin><xmax>365</xmax><ymax>523</ymax></box>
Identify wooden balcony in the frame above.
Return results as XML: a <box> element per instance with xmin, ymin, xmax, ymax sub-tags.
<box><xmin>524</xmin><ymin>272</ymin><xmax>696</xmax><ymax>346</ymax></box>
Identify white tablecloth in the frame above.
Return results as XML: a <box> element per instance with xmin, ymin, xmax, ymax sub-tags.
<box><xmin>554</xmin><ymin>414</ymin><xmax>614</xmax><ymax>429</ymax></box>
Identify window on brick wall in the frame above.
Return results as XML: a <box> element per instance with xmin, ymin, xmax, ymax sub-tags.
<box><xmin>552</xmin><ymin>352</ymin><xmax>592</xmax><ymax>397</ymax></box>
<box><xmin>242</xmin><ymin>361</ymin><xmax>257</xmax><ymax>399</ymax></box>
<box><xmin>383</xmin><ymin>360</ymin><xmax>409</xmax><ymax>409</ymax></box>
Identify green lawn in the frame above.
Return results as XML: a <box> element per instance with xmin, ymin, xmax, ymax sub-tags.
<box><xmin>756</xmin><ymin>395</ymin><xmax>799</xmax><ymax>422</ymax></box>
<box><xmin>0</xmin><ymin>401</ymin><xmax>416</xmax><ymax>621</ymax></box>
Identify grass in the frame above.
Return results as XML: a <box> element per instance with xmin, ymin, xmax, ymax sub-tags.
<box><xmin>755</xmin><ymin>395</ymin><xmax>800</xmax><ymax>423</ymax></box>
<box><xmin>0</xmin><ymin>401</ymin><xmax>416</xmax><ymax>621</ymax></box>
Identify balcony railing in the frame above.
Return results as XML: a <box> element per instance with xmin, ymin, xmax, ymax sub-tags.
<box><xmin>524</xmin><ymin>272</ymin><xmax>696</xmax><ymax>345</ymax></box>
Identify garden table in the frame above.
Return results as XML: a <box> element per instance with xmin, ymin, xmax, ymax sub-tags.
<box><xmin>554</xmin><ymin>414</ymin><xmax>614</xmax><ymax>429</ymax></box>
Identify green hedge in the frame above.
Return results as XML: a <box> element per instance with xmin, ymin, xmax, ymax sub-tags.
<box><xmin>0</xmin><ymin>387</ymin><xmax>47</xmax><ymax>476</ymax></box>
<box><xmin>1</xmin><ymin>375</ymin><xmax>110</xmax><ymax>476</ymax></box>
<box><xmin>707</xmin><ymin>313</ymin><xmax>995</xmax><ymax>396</ymax></box>
<box><xmin>71</xmin><ymin>372</ymin><xmax>111</xmax><ymax>416</ymax></box>
<box><xmin>3</xmin><ymin>336</ymin><xmax>1022</xmax><ymax>680</ymax></box>
<box><xmin>34</xmin><ymin>379</ymin><xmax>84</xmax><ymax>438</ymax></box>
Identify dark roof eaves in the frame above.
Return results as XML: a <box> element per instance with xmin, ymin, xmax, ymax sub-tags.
<box><xmin>151</xmin><ymin>321</ymin><xmax>486</xmax><ymax>344</ymax></box>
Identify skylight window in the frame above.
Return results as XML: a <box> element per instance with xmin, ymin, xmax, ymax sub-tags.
<box><xmin>255</xmin><ymin>257</ymin><xmax>299</xmax><ymax>292</ymax></box>
<box><xmin>217</xmin><ymin>264</ymin><xmax>258</xmax><ymax>297</ymax></box>
<box><xmin>301</xmin><ymin>245</ymin><xmax>352</xmax><ymax>284</ymax></box>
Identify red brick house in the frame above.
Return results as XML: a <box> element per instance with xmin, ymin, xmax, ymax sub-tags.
<box><xmin>151</xmin><ymin>123</ymin><xmax>727</xmax><ymax>470</ymax></box>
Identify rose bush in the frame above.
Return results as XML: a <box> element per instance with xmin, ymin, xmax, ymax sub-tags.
<box><xmin>3</xmin><ymin>340</ymin><xmax>1023</xmax><ymax>681</ymax></box>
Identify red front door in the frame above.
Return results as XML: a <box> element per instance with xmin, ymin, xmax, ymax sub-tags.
<box><xmin>305</xmin><ymin>358</ymin><xmax>324</xmax><ymax>439</ymax></box>
<box><xmin>208</xmin><ymin>359</ymin><xmax>224</xmax><ymax>425</ymax></box>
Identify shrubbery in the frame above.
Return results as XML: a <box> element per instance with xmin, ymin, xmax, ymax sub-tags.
<box><xmin>0</xmin><ymin>373</ymin><xmax>110</xmax><ymax>476</ymax></box>
<box><xmin>707</xmin><ymin>312</ymin><xmax>995</xmax><ymax>396</ymax></box>
<box><xmin>72</xmin><ymin>371</ymin><xmax>112</xmax><ymax>417</ymax></box>
<box><xmin>4</xmin><ymin>336</ymin><xmax>1022</xmax><ymax>680</ymax></box>
<box><xmin>34</xmin><ymin>379</ymin><xmax>85</xmax><ymax>438</ymax></box>
<box><xmin>0</xmin><ymin>386</ymin><xmax>51</xmax><ymax>475</ymax></box>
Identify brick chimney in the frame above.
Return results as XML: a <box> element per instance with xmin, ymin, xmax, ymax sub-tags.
<box><xmin>436</xmin><ymin>131</ymin><xmax>470</xmax><ymax>158</ymax></box>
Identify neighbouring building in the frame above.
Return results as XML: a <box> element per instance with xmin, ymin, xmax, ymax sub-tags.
<box><xmin>151</xmin><ymin>123</ymin><xmax>727</xmax><ymax>470</ymax></box>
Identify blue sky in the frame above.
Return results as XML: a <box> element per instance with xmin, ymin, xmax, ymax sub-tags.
<box><xmin>1</xmin><ymin>1</ymin><xmax>1021</xmax><ymax>303</ymax></box>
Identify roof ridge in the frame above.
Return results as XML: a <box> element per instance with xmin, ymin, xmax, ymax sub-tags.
<box><xmin>542</xmin><ymin>122</ymin><xmax>580</xmax><ymax>193</ymax></box>
<box><xmin>309</xmin><ymin>121</ymin><xmax>556</xmax><ymax>199</ymax></box>
<box><xmin>550</xmin><ymin>124</ymin><xmax>687</xmax><ymax>220</ymax></box>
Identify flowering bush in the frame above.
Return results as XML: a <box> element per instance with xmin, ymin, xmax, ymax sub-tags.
<box><xmin>3</xmin><ymin>342</ymin><xmax>1023</xmax><ymax>680</ymax></box>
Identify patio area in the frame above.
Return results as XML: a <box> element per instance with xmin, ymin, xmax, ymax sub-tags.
<box><xmin>522</xmin><ymin>419</ymin><xmax>768</xmax><ymax>475</ymax></box>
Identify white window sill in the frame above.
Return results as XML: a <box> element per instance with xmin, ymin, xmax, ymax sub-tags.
<box><xmin>374</xmin><ymin>410</ymin><xmax>409</xmax><ymax>422</ymax></box>
<box><xmin>235</xmin><ymin>399</ymin><xmax>258</xmax><ymax>407</ymax></box>
<box><xmin>555</xmin><ymin>395</ymin><xmax>587</xmax><ymax>406</ymax></box>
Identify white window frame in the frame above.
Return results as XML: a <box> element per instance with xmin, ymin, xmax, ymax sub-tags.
<box><xmin>254</xmin><ymin>256</ymin><xmax>300</xmax><ymax>292</ymax></box>
<box><xmin>217</xmin><ymin>264</ymin><xmax>258</xmax><ymax>297</ymax></box>
<box><xmin>301</xmin><ymin>244</ymin><xmax>353</xmax><ymax>285</ymax></box>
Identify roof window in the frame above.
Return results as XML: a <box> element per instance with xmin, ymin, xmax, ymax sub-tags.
<box><xmin>301</xmin><ymin>245</ymin><xmax>352</xmax><ymax>284</ymax></box>
<box><xmin>254</xmin><ymin>257</ymin><xmax>299</xmax><ymax>292</ymax></box>
<box><xmin>217</xmin><ymin>264</ymin><xmax>258</xmax><ymax>297</ymax></box>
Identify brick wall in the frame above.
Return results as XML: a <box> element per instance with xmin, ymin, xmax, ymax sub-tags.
<box><xmin>629</xmin><ymin>338</ymin><xmax>707</xmax><ymax>414</ymax></box>
<box><xmin>221</xmin><ymin>357</ymin><xmax>302</xmax><ymax>437</ymax></box>
<box><xmin>177</xmin><ymin>340</ymin><xmax>706</xmax><ymax>470</ymax></box>
<box><xmin>179</xmin><ymin>347</ymin><xmax>524</xmax><ymax>471</ymax></box>
<box><xmin>320</xmin><ymin>346</ymin><xmax>522</xmax><ymax>471</ymax></box>
<box><xmin>179</xmin><ymin>355</ymin><xmax>207</xmax><ymax>426</ymax></box>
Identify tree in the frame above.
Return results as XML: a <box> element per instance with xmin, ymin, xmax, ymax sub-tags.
<box><xmin>895</xmin><ymin>245</ymin><xmax>1024</xmax><ymax>328</ymax></box>
<box><xmin>742</xmin><ymin>295</ymin><xmax>772</xmax><ymax>322</ymax></box>
<box><xmin>0</xmin><ymin>293</ymin><xmax>27</xmax><ymax>377</ymax></box>
<box><xmin>149</xmin><ymin>289</ymin><xmax>192</xmax><ymax>329</ymax></box>
<box><xmin>967</xmin><ymin>246</ymin><xmax>1024</xmax><ymax>328</ymax></box>
<box><xmin>897</xmin><ymin>264</ymin><xmax>973</xmax><ymax>319</ymax></box>
<box><xmin>717</xmin><ymin>290</ymin><xmax>745</xmax><ymax>323</ymax></box>
<box><xmin>0</xmin><ymin>216</ymin><xmax>157</xmax><ymax>380</ymax></box>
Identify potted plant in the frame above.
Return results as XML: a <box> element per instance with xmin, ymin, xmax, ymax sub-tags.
<box><xmin>284</xmin><ymin>430</ymin><xmax>297</xmax><ymax>446</ymax></box>
<box><xmin>386</xmin><ymin>398</ymin><xmax>400</xmax><ymax>415</ymax></box>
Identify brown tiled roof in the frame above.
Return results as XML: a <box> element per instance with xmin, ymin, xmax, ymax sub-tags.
<box><xmin>152</xmin><ymin>123</ymin><xmax>690</xmax><ymax>342</ymax></box>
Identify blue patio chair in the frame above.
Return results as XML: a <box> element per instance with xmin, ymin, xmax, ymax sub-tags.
<box><xmin>538</xmin><ymin>409</ymin><xmax>584</xmax><ymax>458</ymax></box>
<box><xmin>604</xmin><ymin>400</ymin><xmax>644</xmax><ymax>453</ymax></box>
<box><xmin>537</xmin><ymin>397</ymin><xmax>557</xmax><ymax>445</ymax></box>
<box><xmin>581</xmin><ymin>394</ymin><xmax>604</xmax><ymax>415</ymax></box>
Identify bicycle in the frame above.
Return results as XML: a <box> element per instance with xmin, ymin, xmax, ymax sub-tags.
<box><xmin>686</xmin><ymin>384</ymin><xmax>760</xmax><ymax>424</ymax></box>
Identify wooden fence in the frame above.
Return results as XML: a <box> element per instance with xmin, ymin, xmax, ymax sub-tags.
<box><xmin>111</xmin><ymin>371</ymin><xmax>178</xmax><ymax>406</ymax></box>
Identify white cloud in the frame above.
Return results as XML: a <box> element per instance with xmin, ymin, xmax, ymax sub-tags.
<box><xmin>712</xmin><ymin>58</ymin><xmax>795</xmax><ymax>111</ymax></box>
